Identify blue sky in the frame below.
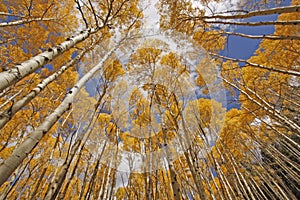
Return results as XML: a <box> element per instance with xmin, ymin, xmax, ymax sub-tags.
<box><xmin>219</xmin><ymin>0</ymin><xmax>291</xmax><ymax>109</ymax></box>
<box><xmin>1</xmin><ymin>0</ymin><xmax>289</xmax><ymax>111</ymax></box>
<box><xmin>82</xmin><ymin>1</ymin><xmax>292</xmax><ymax>111</ymax></box>
<box><xmin>220</xmin><ymin>14</ymin><xmax>277</xmax><ymax>60</ymax></box>
<box><xmin>220</xmin><ymin>15</ymin><xmax>277</xmax><ymax>110</ymax></box>
<box><xmin>220</xmin><ymin>0</ymin><xmax>291</xmax><ymax>60</ymax></box>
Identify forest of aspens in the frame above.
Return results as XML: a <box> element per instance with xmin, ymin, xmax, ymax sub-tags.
<box><xmin>0</xmin><ymin>0</ymin><xmax>299</xmax><ymax>199</ymax></box>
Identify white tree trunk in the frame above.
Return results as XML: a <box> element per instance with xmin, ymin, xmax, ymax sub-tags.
<box><xmin>0</xmin><ymin>50</ymin><xmax>86</xmax><ymax>130</ymax></box>
<box><xmin>201</xmin><ymin>5</ymin><xmax>300</xmax><ymax>20</ymax></box>
<box><xmin>0</xmin><ymin>43</ymin><xmax>118</xmax><ymax>186</ymax></box>
<box><xmin>222</xmin><ymin>31</ymin><xmax>300</xmax><ymax>40</ymax></box>
<box><xmin>0</xmin><ymin>27</ymin><xmax>99</xmax><ymax>92</ymax></box>
<box><xmin>222</xmin><ymin>77</ymin><xmax>300</xmax><ymax>132</ymax></box>
<box><xmin>0</xmin><ymin>18</ymin><xmax>55</xmax><ymax>27</ymax></box>
<box><xmin>210</xmin><ymin>53</ymin><xmax>300</xmax><ymax>77</ymax></box>
<box><xmin>204</xmin><ymin>20</ymin><xmax>300</xmax><ymax>26</ymax></box>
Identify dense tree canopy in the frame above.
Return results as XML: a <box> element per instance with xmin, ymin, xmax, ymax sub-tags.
<box><xmin>0</xmin><ymin>0</ymin><xmax>299</xmax><ymax>199</ymax></box>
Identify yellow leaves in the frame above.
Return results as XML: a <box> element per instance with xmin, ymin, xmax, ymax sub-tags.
<box><xmin>276</xmin><ymin>0</ymin><xmax>300</xmax><ymax>36</ymax></box>
<box><xmin>160</xmin><ymin>52</ymin><xmax>187</xmax><ymax>77</ymax></box>
<box><xmin>120</xmin><ymin>132</ymin><xmax>140</xmax><ymax>152</ymax></box>
<box><xmin>221</xmin><ymin>61</ymin><xmax>240</xmax><ymax>81</ymax></box>
<box><xmin>105</xmin><ymin>122</ymin><xmax>118</xmax><ymax>142</ymax></box>
<box><xmin>193</xmin><ymin>30</ymin><xmax>226</xmax><ymax>52</ymax></box>
<box><xmin>131</xmin><ymin>99</ymin><xmax>151</xmax><ymax>127</ymax></box>
<box><xmin>0</xmin><ymin>43</ymin><xmax>28</xmax><ymax>70</ymax></box>
<box><xmin>0</xmin><ymin>146</ymin><xmax>14</xmax><ymax>160</ymax></box>
<box><xmin>197</xmin><ymin>98</ymin><xmax>213</xmax><ymax>127</ymax></box>
<box><xmin>160</xmin><ymin>52</ymin><xmax>182</xmax><ymax>69</ymax></box>
<box><xmin>98</xmin><ymin>113</ymin><xmax>111</xmax><ymax>128</ymax></box>
<box><xmin>195</xmin><ymin>73</ymin><xmax>206</xmax><ymax>88</ymax></box>
<box><xmin>128</xmin><ymin>87</ymin><xmax>152</xmax><ymax>127</ymax></box>
<box><xmin>221</xmin><ymin>108</ymin><xmax>243</xmax><ymax>136</ymax></box>
<box><xmin>195</xmin><ymin>56</ymin><xmax>221</xmax><ymax>95</ymax></box>
<box><xmin>116</xmin><ymin>187</ymin><xmax>126</xmax><ymax>200</ymax></box>
<box><xmin>164</xmin><ymin>100</ymin><xmax>181</xmax><ymax>130</ymax></box>
<box><xmin>104</xmin><ymin>60</ymin><xmax>125</xmax><ymax>82</ymax></box>
<box><xmin>131</xmin><ymin>47</ymin><xmax>162</xmax><ymax>65</ymax></box>
<box><xmin>159</xmin><ymin>0</ymin><xmax>196</xmax><ymax>33</ymax></box>
<box><xmin>216</xmin><ymin>109</ymin><xmax>263</xmax><ymax>164</ymax></box>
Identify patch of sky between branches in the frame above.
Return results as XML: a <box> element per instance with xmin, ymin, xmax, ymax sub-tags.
<box><xmin>220</xmin><ymin>0</ymin><xmax>291</xmax><ymax>60</ymax></box>
<box><xmin>219</xmin><ymin>0</ymin><xmax>291</xmax><ymax>110</ymax></box>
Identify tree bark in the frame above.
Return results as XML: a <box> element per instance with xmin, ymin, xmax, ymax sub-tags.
<box><xmin>199</xmin><ymin>5</ymin><xmax>300</xmax><ymax>20</ymax></box>
<box><xmin>0</xmin><ymin>44</ymin><xmax>118</xmax><ymax>186</ymax></box>
<box><xmin>0</xmin><ymin>27</ymin><xmax>100</xmax><ymax>92</ymax></box>
<box><xmin>0</xmin><ymin>18</ymin><xmax>55</xmax><ymax>27</ymax></box>
<box><xmin>210</xmin><ymin>52</ymin><xmax>300</xmax><ymax>77</ymax></box>
<box><xmin>0</xmin><ymin>50</ymin><xmax>87</xmax><ymax>130</ymax></box>
<box><xmin>222</xmin><ymin>31</ymin><xmax>300</xmax><ymax>40</ymax></box>
<box><xmin>203</xmin><ymin>20</ymin><xmax>300</xmax><ymax>26</ymax></box>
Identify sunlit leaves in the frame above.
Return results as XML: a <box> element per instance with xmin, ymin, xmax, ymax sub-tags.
<box><xmin>193</xmin><ymin>29</ymin><xmax>226</xmax><ymax>52</ymax></box>
<box><xmin>104</xmin><ymin>60</ymin><xmax>125</xmax><ymax>82</ymax></box>
<box><xmin>0</xmin><ymin>0</ymin><xmax>299</xmax><ymax>199</ymax></box>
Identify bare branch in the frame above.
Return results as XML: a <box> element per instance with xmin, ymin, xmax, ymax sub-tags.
<box><xmin>210</xmin><ymin>52</ymin><xmax>300</xmax><ymax>76</ymax></box>
<box><xmin>87</xmin><ymin>0</ymin><xmax>99</xmax><ymax>27</ymax></box>
<box><xmin>222</xmin><ymin>31</ymin><xmax>300</xmax><ymax>40</ymax></box>
<box><xmin>200</xmin><ymin>5</ymin><xmax>300</xmax><ymax>20</ymax></box>
<box><xmin>75</xmin><ymin>0</ymin><xmax>89</xmax><ymax>29</ymax></box>
<box><xmin>204</xmin><ymin>20</ymin><xmax>300</xmax><ymax>26</ymax></box>
<box><xmin>0</xmin><ymin>18</ymin><xmax>56</xmax><ymax>27</ymax></box>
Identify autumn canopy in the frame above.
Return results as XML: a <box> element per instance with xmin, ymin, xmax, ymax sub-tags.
<box><xmin>0</xmin><ymin>0</ymin><xmax>299</xmax><ymax>199</ymax></box>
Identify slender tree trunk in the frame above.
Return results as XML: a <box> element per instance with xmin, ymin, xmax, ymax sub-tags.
<box><xmin>210</xmin><ymin>53</ymin><xmax>300</xmax><ymax>77</ymax></box>
<box><xmin>222</xmin><ymin>77</ymin><xmax>300</xmax><ymax>132</ymax></box>
<box><xmin>0</xmin><ymin>18</ymin><xmax>55</xmax><ymax>27</ymax></box>
<box><xmin>100</xmin><ymin>163</ymin><xmax>113</xmax><ymax>200</ymax></box>
<box><xmin>57</xmin><ymin>151</ymin><xmax>82</xmax><ymax>200</ymax></box>
<box><xmin>203</xmin><ymin>20</ymin><xmax>300</xmax><ymax>26</ymax></box>
<box><xmin>0</xmin><ymin>155</ymin><xmax>34</xmax><ymax>200</ymax></box>
<box><xmin>0</xmin><ymin>49</ymin><xmax>87</xmax><ymax>130</ymax></box>
<box><xmin>44</xmin><ymin>138</ymin><xmax>82</xmax><ymax>200</ymax></box>
<box><xmin>84</xmin><ymin>142</ymin><xmax>107</xmax><ymax>200</ymax></box>
<box><xmin>30</xmin><ymin>136</ymin><xmax>60</xmax><ymax>200</ymax></box>
<box><xmin>45</xmin><ymin>86</ymin><xmax>109</xmax><ymax>200</ymax></box>
<box><xmin>97</xmin><ymin>167</ymin><xmax>109</xmax><ymax>200</ymax></box>
<box><xmin>78</xmin><ymin>156</ymin><xmax>92</xmax><ymax>200</ymax></box>
<box><xmin>221</xmin><ymin>31</ymin><xmax>300</xmax><ymax>40</ymax></box>
<box><xmin>161</xmin><ymin>127</ymin><xmax>181</xmax><ymax>200</ymax></box>
<box><xmin>199</xmin><ymin>5</ymin><xmax>300</xmax><ymax>20</ymax></box>
<box><xmin>0</xmin><ymin>44</ymin><xmax>118</xmax><ymax>186</ymax></box>
<box><xmin>0</xmin><ymin>27</ymin><xmax>100</xmax><ymax>92</ymax></box>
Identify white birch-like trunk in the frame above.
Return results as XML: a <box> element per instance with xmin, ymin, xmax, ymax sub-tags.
<box><xmin>0</xmin><ymin>18</ymin><xmax>55</xmax><ymax>27</ymax></box>
<box><xmin>0</xmin><ymin>43</ymin><xmax>119</xmax><ymax>186</ymax></box>
<box><xmin>204</xmin><ymin>20</ymin><xmax>300</xmax><ymax>26</ymax></box>
<box><xmin>45</xmin><ymin>106</ymin><xmax>104</xmax><ymax>200</ymax></box>
<box><xmin>200</xmin><ymin>5</ymin><xmax>300</xmax><ymax>20</ymax></box>
<box><xmin>101</xmin><ymin>163</ymin><xmax>112</xmax><ymax>200</ymax></box>
<box><xmin>222</xmin><ymin>31</ymin><xmax>300</xmax><ymax>40</ymax></box>
<box><xmin>222</xmin><ymin>77</ymin><xmax>300</xmax><ymax>132</ymax></box>
<box><xmin>0</xmin><ymin>12</ymin><xmax>21</xmax><ymax>17</ymax></box>
<box><xmin>210</xmin><ymin>53</ymin><xmax>300</xmax><ymax>77</ymax></box>
<box><xmin>0</xmin><ymin>27</ymin><xmax>99</xmax><ymax>92</ymax></box>
<box><xmin>0</xmin><ymin>50</ymin><xmax>86</xmax><ymax>130</ymax></box>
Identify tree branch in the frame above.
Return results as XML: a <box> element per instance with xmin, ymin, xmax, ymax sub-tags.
<box><xmin>222</xmin><ymin>31</ymin><xmax>300</xmax><ymax>40</ymax></box>
<box><xmin>210</xmin><ymin>52</ymin><xmax>300</xmax><ymax>76</ymax></box>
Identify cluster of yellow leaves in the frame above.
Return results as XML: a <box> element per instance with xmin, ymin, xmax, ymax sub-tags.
<box><xmin>120</xmin><ymin>132</ymin><xmax>140</xmax><ymax>152</ymax></box>
<box><xmin>132</xmin><ymin>47</ymin><xmax>162</xmax><ymax>66</ymax></box>
<box><xmin>129</xmin><ymin>88</ymin><xmax>152</xmax><ymax>127</ymax></box>
<box><xmin>193</xmin><ymin>30</ymin><xmax>226</xmax><ymax>52</ymax></box>
<box><xmin>104</xmin><ymin>60</ymin><xmax>125</xmax><ymax>82</ymax></box>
